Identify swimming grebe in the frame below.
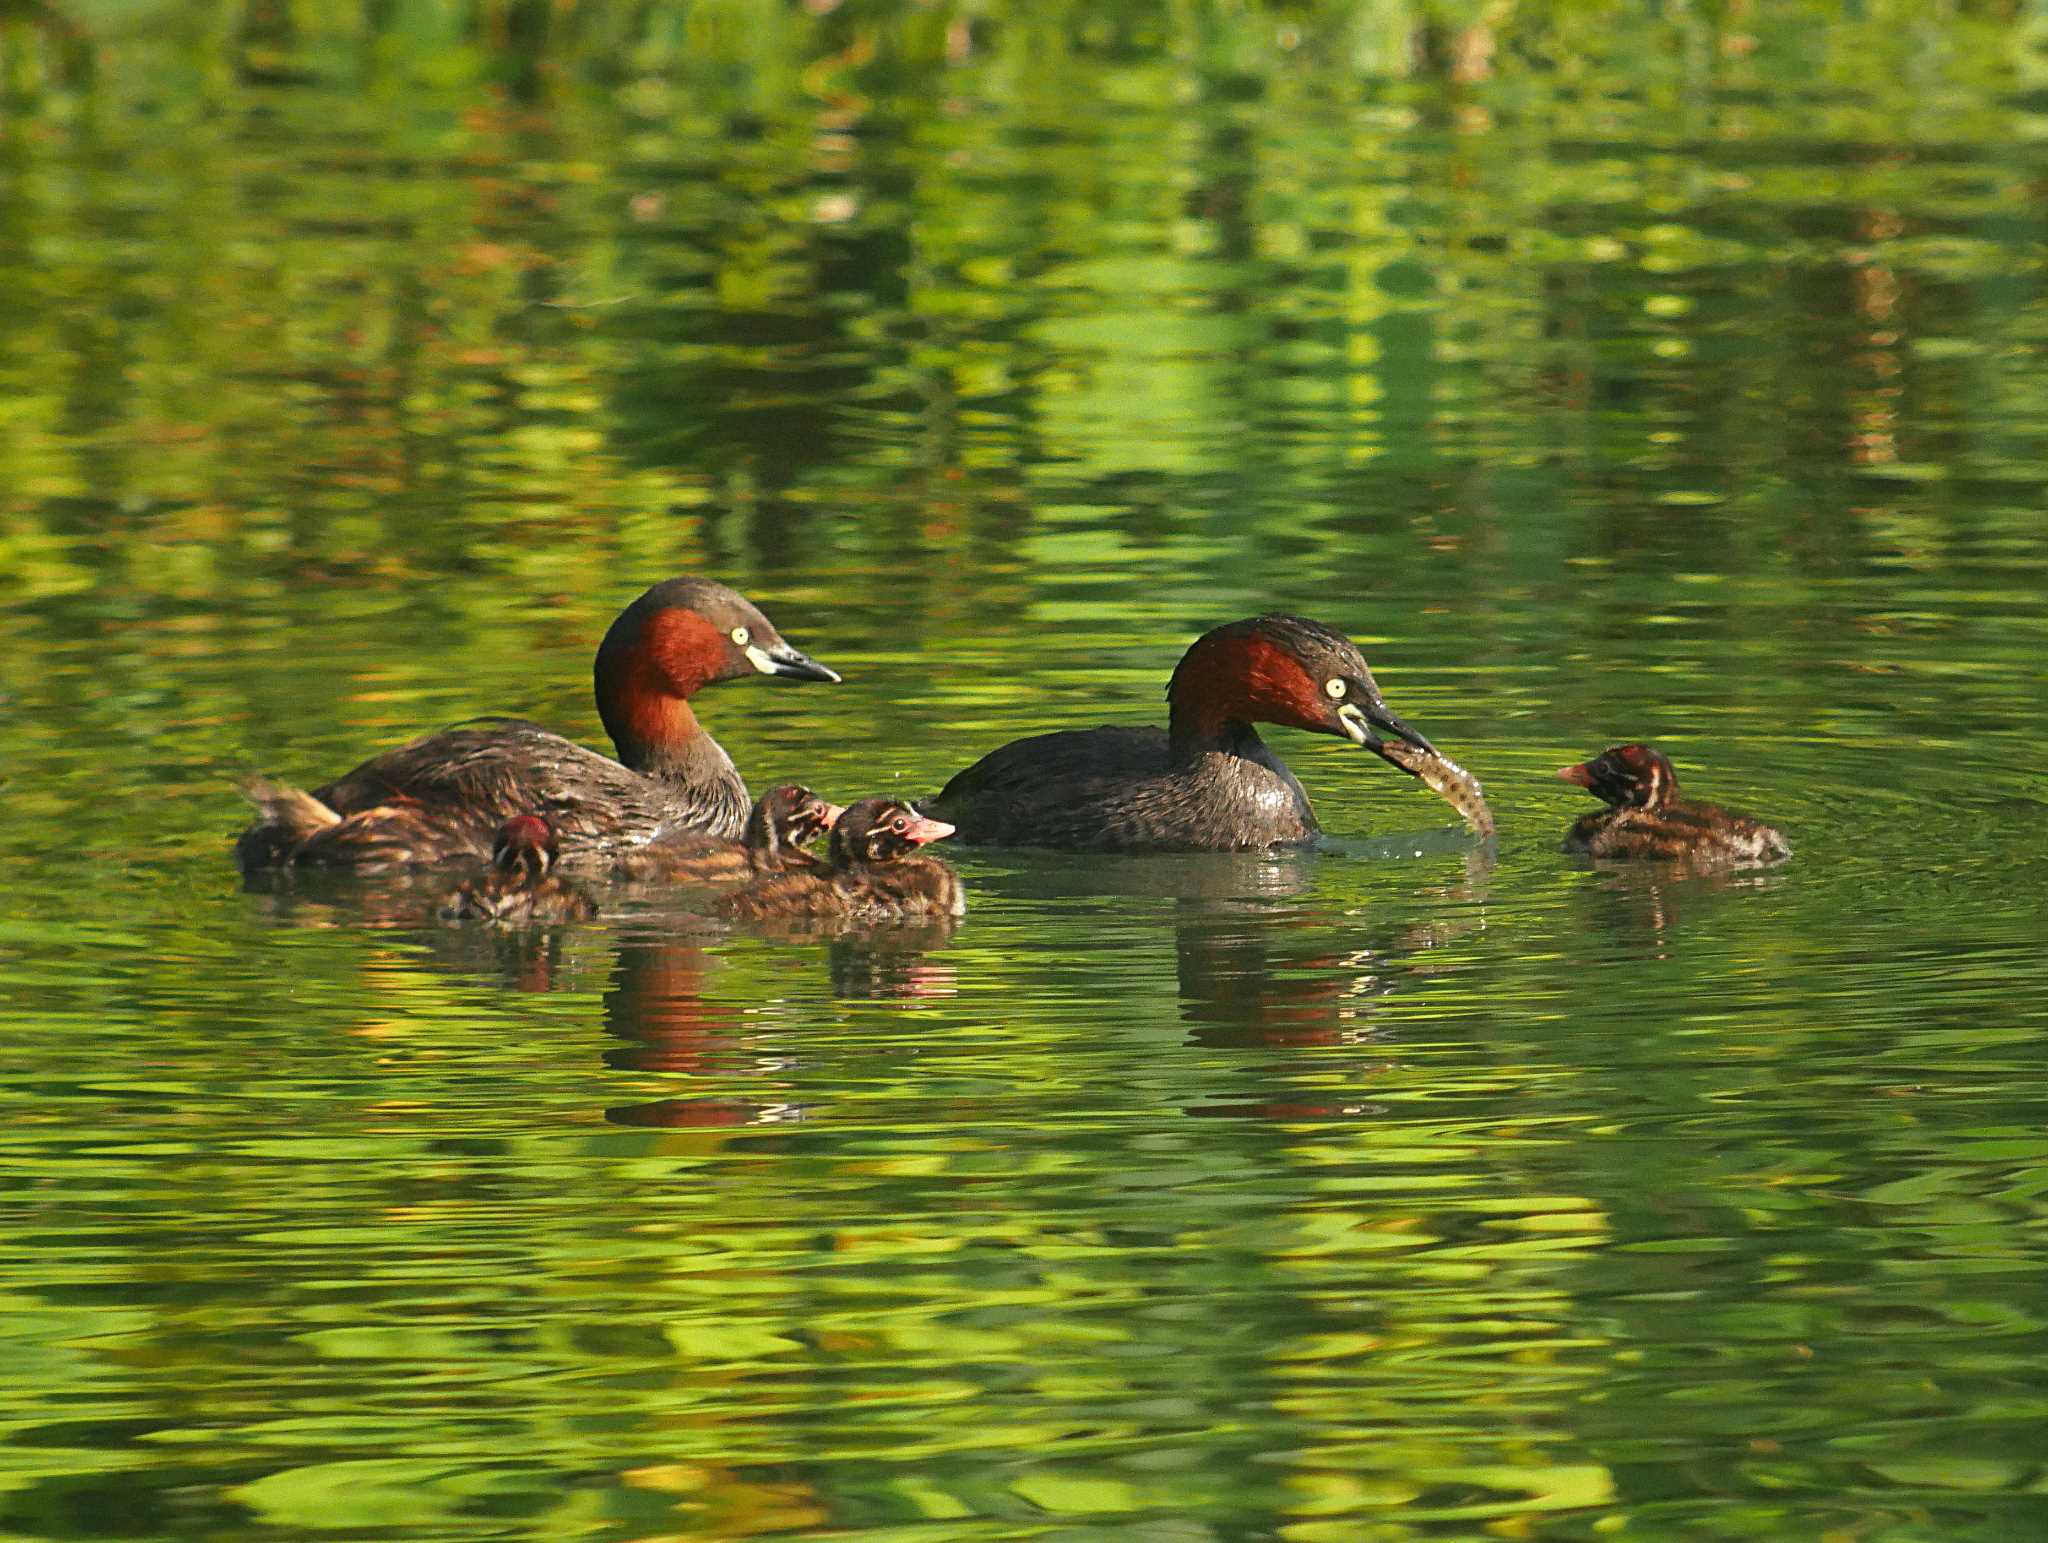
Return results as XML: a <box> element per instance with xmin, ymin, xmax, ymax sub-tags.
<box><xmin>1559</xmin><ymin>744</ymin><xmax>1790</xmax><ymax>866</ymax></box>
<box><xmin>236</xmin><ymin>577</ymin><xmax>838</xmax><ymax>872</ymax></box>
<box><xmin>718</xmin><ymin>798</ymin><xmax>964</xmax><ymax>923</ymax></box>
<box><xmin>925</xmin><ymin>614</ymin><xmax>1490</xmax><ymax>850</ymax></box>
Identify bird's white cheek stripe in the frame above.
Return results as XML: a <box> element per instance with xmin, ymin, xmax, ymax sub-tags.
<box><xmin>1336</xmin><ymin>704</ymin><xmax>1371</xmax><ymax>744</ymax></box>
<box><xmin>745</xmin><ymin>645</ymin><xmax>779</xmax><ymax>675</ymax></box>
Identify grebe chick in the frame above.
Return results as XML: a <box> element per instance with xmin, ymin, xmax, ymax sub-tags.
<box><xmin>1559</xmin><ymin>744</ymin><xmax>1789</xmax><ymax>867</ymax></box>
<box><xmin>718</xmin><ymin>799</ymin><xmax>964</xmax><ymax>924</ymax></box>
<box><xmin>612</xmin><ymin>783</ymin><xmax>844</xmax><ymax>884</ymax></box>
<box><xmin>442</xmin><ymin>814</ymin><xmax>599</xmax><ymax>924</ymax></box>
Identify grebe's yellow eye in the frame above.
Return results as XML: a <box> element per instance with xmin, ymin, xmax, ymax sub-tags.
<box><xmin>1324</xmin><ymin>678</ymin><xmax>1347</xmax><ymax>700</ymax></box>
<box><xmin>730</xmin><ymin>626</ymin><xmax>750</xmax><ymax>646</ymax></box>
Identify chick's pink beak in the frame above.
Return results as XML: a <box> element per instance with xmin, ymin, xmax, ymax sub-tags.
<box><xmin>902</xmin><ymin>813</ymin><xmax>955</xmax><ymax>846</ymax></box>
<box><xmin>1557</xmin><ymin>762</ymin><xmax>1594</xmax><ymax>788</ymax></box>
<box><xmin>817</xmin><ymin>800</ymin><xmax>847</xmax><ymax>829</ymax></box>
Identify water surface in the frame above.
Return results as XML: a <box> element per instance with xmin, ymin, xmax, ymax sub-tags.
<box><xmin>3</xmin><ymin>6</ymin><xmax>2048</xmax><ymax>1540</ymax></box>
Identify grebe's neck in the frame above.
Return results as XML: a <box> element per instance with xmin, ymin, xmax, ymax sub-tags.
<box><xmin>744</xmin><ymin>801</ymin><xmax>786</xmax><ymax>863</ymax></box>
<box><xmin>596</xmin><ymin>603</ymin><xmax>736</xmax><ymax>775</ymax></box>
<box><xmin>605</xmin><ymin>676</ymin><xmax>712</xmax><ymax>778</ymax></box>
<box><xmin>1166</xmin><ymin>626</ymin><xmax>1329</xmax><ymax>760</ymax></box>
<box><xmin>1167</xmin><ymin>697</ymin><xmax>1242</xmax><ymax>757</ymax></box>
<box><xmin>602</xmin><ymin>662</ymin><xmax>751</xmax><ymax>833</ymax></box>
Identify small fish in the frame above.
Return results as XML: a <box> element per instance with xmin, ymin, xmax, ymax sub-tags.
<box><xmin>1377</xmin><ymin>741</ymin><xmax>1495</xmax><ymax>839</ymax></box>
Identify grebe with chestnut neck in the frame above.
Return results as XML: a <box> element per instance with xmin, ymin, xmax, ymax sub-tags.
<box><xmin>236</xmin><ymin>577</ymin><xmax>839</xmax><ymax>873</ymax></box>
<box><xmin>924</xmin><ymin>614</ymin><xmax>1490</xmax><ymax>852</ymax></box>
<box><xmin>1559</xmin><ymin>744</ymin><xmax>1790</xmax><ymax>867</ymax></box>
<box><xmin>719</xmin><ymin>799</ymin><xmax>965</xmax><ymax>923</ymax></box>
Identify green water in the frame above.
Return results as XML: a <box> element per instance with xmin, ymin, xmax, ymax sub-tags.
<box><xmin>5</xmin><ymin>4</ymin><xmax>2048</xmax><ymax>1539</ymax></box>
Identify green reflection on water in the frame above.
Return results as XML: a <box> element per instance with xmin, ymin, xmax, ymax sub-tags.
<box><xmin>3</xmin><ymin>4</ymin><xmax>2048</xmax><ymax>1541</ymax></box>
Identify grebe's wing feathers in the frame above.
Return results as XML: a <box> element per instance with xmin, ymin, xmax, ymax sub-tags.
<box><xmin>924</xmin><ymin>727</ymin><xmax>1171</xmax><ymax>842</ymax></box>
<box><xmin>304</xmin><ymin>721</ymin><xmax>743</xmax><ymax>860</ymax></box>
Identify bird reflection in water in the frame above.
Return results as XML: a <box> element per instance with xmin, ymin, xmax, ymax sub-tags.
<box><xmin>829</xmin><ymin>921</ymin><xmax>962</xmax><ymax>1000</ymax></box>
<box><xmin>240</xmin><ymin>864</ymin><xmax>445</xmax><ymax>929</ymax></box>
<box><xmin>594</xmin><ymin>923</ymin><xmax>808</xmax><ymax>1131</ymax></box>
<box><xmin>951</xmin><ymin>838</ymin><xmax>1492</xmax><ymax>1122</ymax></box>
<box><xmin>441</xmin><ymin>914</ymin><xmax>588</xmax><ymax>994</ymax></box>
<box><xmin>599</xmin><ymin>917</ymin><xmax>960</xmax><ymax>1130</ymax></box>
<box><xmin>246</xmin><ymin>865</ymin><xmax>961</xmax><ymax>1128</ymax></box>
<box><xmin>600</xmin><ymin>932</ymin><xmax>747</xmax><ymax>1074</ymax></box>
<box><xmin>1573</xmin><ymin>863</ymin><xmax>1786</xmax><ymax>960</ymax></box>
<box><xmin>243</xmin><ymin>864</ymin><xmax>602</xmax><ymax>993</ymax></box>
<box><xmin>1177</xmin><ymin>844</ymin><xmax>1494</xmax><ymax>1121</ymax></box>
